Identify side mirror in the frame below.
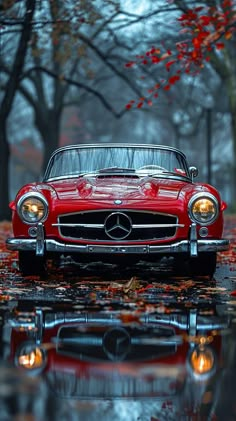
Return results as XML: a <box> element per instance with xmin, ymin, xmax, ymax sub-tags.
<box><xmin>189</xmin><ymin>166</ymin><xmax>198</xmax><ymax>180</ymax></box>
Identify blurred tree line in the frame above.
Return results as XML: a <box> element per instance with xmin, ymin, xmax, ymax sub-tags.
<box><xmin>0</xmin><ymin>0</ymin><xmax>235</xmax><ymax>220</ymax></box>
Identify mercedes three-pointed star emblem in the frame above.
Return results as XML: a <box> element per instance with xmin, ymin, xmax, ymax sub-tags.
<box><xmin>102</xmin><ymin>327</ymin><xmax>131</xmax><ymax>361</ymax></box>
<box><xmin>104</xmin><ymin>212</ymin><xmax>132</xmax><ymax>240</ymax></box>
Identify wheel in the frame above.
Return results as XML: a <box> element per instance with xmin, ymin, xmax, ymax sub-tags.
<box><xmin>18</xmin><ymin>251</ymin><xmax>46</xmax><ymax>276</ymax></box>
<box><xmin>189</xmin><ymin>252</ymin><xmax>217</xmax><ymax>277</ymax></box>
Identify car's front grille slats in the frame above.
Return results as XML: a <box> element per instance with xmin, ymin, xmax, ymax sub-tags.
<box><xmin>56</xmin><ymin>210</ymin><xmax>179</xmax><ymax>241</ymax></box>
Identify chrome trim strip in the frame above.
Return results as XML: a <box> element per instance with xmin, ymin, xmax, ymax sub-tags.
<box><xmin>8</xmin><ymin>310</ymin><xmax>230</xmax><ymax>331</ymax></box>
<box><xmin>52</xmin><ymin>223</ymin><xmax>185</xmax><ymax>229</ymax></box>
<box><xmin>6</xmin><ymin>238</ymin><xmax>230</xmax><ymax>255</ymax></box>
<box><xmin>57</xmin><ymin>209</ymin><xmax>178</xmax><ymax>217</ymax></box>
<box><xmin>53</xmin><ymin>223</ymin><xmax>105</xmax><ymax>228</ymax></box>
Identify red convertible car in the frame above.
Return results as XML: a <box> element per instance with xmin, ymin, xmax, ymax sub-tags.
<box><xmin>6</xmin><ymin>143</ymin><xmax>229</xmax><ymax>276</ymax></box>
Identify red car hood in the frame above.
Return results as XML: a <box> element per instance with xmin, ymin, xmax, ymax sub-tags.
<box><xmin>48</xmin><ymin>177</ymin><xmax>189</xmax><ymax>201</ymax></box>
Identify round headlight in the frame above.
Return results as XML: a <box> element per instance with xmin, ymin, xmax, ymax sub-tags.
<box><xmin>189</xmin><ymin>345</ymin><xmax>215</xmax><ymax>378</ymax></box>
<box><xmin>188</xmin><ymin>193</ymin><xmax>218</xmax><ymax>225</ymax></box>
<box><xmin>15</xmin><ymin>341</ymin><xmax>47</xmax><ymax>374</ymax></box>
<box><xmin>17</xmin><ymin>193</ymin><xmax>48</xmax><ymax>224</ymax></box>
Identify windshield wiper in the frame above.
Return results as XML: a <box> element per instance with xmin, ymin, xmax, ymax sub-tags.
<box><xmin>98</xmin><ymin>167</ymin><xmax>136</xmax><ymax>174</ymax></box>
<box><xmin>149</xmin><ymin>171</ymin><xmax>188</xmax><ymax>178</ymax></box>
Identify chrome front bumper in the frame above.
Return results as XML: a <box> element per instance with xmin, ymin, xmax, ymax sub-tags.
<box><xmin>6</xmin><ymin>223</ymin><xmax>230</xmax><ymax>257</ymax></box>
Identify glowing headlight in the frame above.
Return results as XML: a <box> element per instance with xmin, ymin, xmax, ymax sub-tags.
<box><xmin>188</xmin><ymin>193</ymin><xmax>218</xmax><ymax>225</ymax></box>
<box><xmin>189</xmin><ymin>345</ymin><xmax>215</xmax><ymax>377</ymax></box>
<box><xmin>17</xmin><ymin>193</ymin><xmax>48</xmax><ymax>224</ymax></box>
<box><xmin>15</xmin><ymin>341</ymin><xmax>47</xmax><ymax>373</ymax></box>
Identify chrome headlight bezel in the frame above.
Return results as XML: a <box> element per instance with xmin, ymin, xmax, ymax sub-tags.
<box><xmin>188</xmin><ymin>192</ymin><xmax>219</xmax><ymax>226</ymax></box>
<box><xmin>17</xmin><ymin>192</ymin><xmax>49</xmax><ymax>224</ymax></box>
<box><xmin>187</xmin><ymin>344</ymin><xmax>216</xmax><ymax>380</ymax></box>
<box><xmin>15</xmin><ymin>340</ymin><xmax>47</xmax><ymax>375</ymax></box>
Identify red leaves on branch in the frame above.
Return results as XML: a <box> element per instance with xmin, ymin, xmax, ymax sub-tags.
<box><xmin>169</xmin><ymin>75</ymin><xmax>180</xmax><ymax>84</ymax></box>
<box><xmin>125</xmin><ymin>61</ymin><xmax>136</xmax><ymax>68</ymax></box>
<box><xmin>125</xmin><ymin>0</ymin><xmax>236</xmax><ymax>110</ymax></box>
<box><xmin>216</xmin><ymin>42</ymin><xmax>225</xmax><ymax>50</ymax></box>
<box><xmin>166</xmin><ymin>60</ymin><xmax>177</xmax><ymax>71</ymax></box>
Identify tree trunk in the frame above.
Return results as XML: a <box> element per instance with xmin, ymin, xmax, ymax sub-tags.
<box><xmin>0</xmin><ymin>121</ymin><xmax>11</xmax><ymax>220</ymax></box>
<box><xmin>0</xmin><ymin>0</ymin><xmax>36</xmax><ymax>220</ymax></box>
<box><xmin>230</xmin><ymin>108</ymin><xmax>236</xmax><ymax>204</ymax></box>
<box><xmin>35</xmin><ymin>109</ymin><xmax>62</xmax><ymax>175</ymax></box>
<box><xmin>227</xmin><ymin>73</ymin><xmax>236</xmax><ymax>205</ymax></box>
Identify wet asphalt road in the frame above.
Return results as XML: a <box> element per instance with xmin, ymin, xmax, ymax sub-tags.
<box><xmin>0</xmin><ymin>252</ymin><xmax>235</xmax><ymax>308</ymax></box>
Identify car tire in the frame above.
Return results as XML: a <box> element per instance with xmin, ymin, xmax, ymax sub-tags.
<box><xmin>18</xmin><ymin>251</ymin><xmax>46</xmax><ymax>276</ymax></box>
<box><xmin>189</xmin><ymin>252</ymin><xmax>217</xmax><ymax>278</ymax></box>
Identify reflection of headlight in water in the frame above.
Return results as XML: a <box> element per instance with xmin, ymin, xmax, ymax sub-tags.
<box><xmin>188</xmin><ymin>344</ymin><xmax>215</xmax><ymax>379</ymax></box>
<box><xmin>15</xmin><ymin>341</ymin><xmax>47</xmax><ymax>374</ymax></box>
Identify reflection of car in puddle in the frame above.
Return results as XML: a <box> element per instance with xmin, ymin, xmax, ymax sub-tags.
<box><xmin>7</xmin><ymin>305</ymin><xmax>231</xmax><ymax>417</ymax></box>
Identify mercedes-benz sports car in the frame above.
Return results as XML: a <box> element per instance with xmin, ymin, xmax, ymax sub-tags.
<box><xmin>6</xmin><ymin>143</ymin><xmax>229</xmax><ymax>276</ymax></box>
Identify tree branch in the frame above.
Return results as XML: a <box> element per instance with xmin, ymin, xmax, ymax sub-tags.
<box><xmin>20</xmin><ymin>66</ymin><xmax>127</xmax><ymax>118</ymax></box>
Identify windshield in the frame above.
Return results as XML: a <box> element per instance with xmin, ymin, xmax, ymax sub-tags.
<box><xmin>45</xmin><ymin>146</ymin><xmax>189</xmax><ymax>180</ymax></box>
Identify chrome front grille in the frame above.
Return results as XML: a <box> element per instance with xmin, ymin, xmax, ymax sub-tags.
<box><xmin>56</xmin><ymin>210</ymin><xmax>179</xmax><ymax>241</ymax></box>
<box><xmin>57</xmin><ymin>324</ymin><xmax>176</xmax><ymax>362</ymax></box>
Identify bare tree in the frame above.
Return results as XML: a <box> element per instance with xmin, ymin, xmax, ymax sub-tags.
<box><xmin>0</xmin><ymin>0</ymin><xmax>36</xmax><ymax>219</ymax></box>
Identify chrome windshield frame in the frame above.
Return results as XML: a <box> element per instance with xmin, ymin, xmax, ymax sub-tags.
<box><xmin>43</xmin><ymin>143</ymin><xmax>191</xmax><ymax>182</ymax></box>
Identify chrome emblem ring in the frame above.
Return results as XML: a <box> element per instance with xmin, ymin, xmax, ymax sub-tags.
<box><xmin>103</xmin><ymin>327</ymin><xmax>131</xmax><ymax>361</ymax></box>
<box><xmin>104</xmin><ymin>212</ymin><xmax>132</xmax><ymax>240</ymax></box>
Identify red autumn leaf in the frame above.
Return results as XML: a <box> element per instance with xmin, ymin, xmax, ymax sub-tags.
<box><xmin>177</xmin><ymin>13</ymin><xmax>188</xmax><ymax>21</ymax></box>
<box><xmin>225</xmin><ymin>31</ymin><xmax>232</xmax><ymax>40</ymax></box>
<box><xmin>150</xmin><ymin>47</ymin><xmax>160</xmax><ymax>54</ymax></box>
<box><xmin>222</xmin><ymin>0</ymin><xmax>233</xmax><ymax>7</ymax></box>
<box><xmin>137</xmin><ymin>102</ymin><xmax>144</xmax><ymax>108</ymax></box>
<box><xmin>200</xmin><ymin>15</ymin><xmax>211</xmax><ymax>26</ymax></box>
<box><xmin>192</xmin><ymin>37</ymin><xmax>201</xmax><ymax>48</ymax></box>
<box><xmin>166</xmin><ymin>60</ymin><xmax>176</xmax><ymax>71</ymax></box>
<box><xmin>119</xmin><ymin>313</ymin><xmax>141</xmax><ymax>324</ymax></box>
<box><xmin>169</xmin><ymin>75</ymin><xmax>180</xmax><ymax>84</ymax></box>
<box><xmin>151</xmin><ymin>56</ymin><xmax>160</xmax><ymax>63</ymax></box>
<box><xmin>164</xmin><ymin>85</ymin><xmax>170</xmax><ymax>90</ymax></box>
<box><xmin>191</xmin><ymin>50</ymin><xmax>198</xmax><ymax>59</ymax></box>
<box><xmin>194</xmin><ymin>6</ymin><xmax>204</xmax><ymax>12</ymax></box>
<box><xmin>147</xmin><ymin>100</ymin><xmax>153</xmax><ymax>106</ymax></box>
<box><xmin>216</xmin><ymin>42</ymin><xmax>225</xmax><ymax>50</ymax></box>
<box><xmin>125</xmin><ymin>103</ymin><xmax>132</xmax><ymax>109</ymax></box>
<box><xmin>125</xmin><ymin>61</ymin><xmax>135</xmax><ymax>68</ymax></box>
